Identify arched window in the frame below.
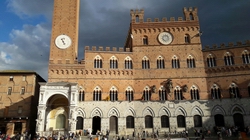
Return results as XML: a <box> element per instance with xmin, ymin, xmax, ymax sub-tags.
<box><xmin>159</xmin><ymin>86</ymin><xmax>167</xmax><ymax>101</ymax></box>
<box><xmin>229</xmin><ymin>83</ymin><xmax>240</xmax><ymax>98</ymax></box>
<box><xmin>143</xmin><ymin>86</ymin><xmax>151</xmax><ymax>101</ymax></box>
<box><xmin>157</xmin><ymin>56</ymin><xmax>165</xmax><ymax>69</ymax></box>
<box><xmin>56</xmin><ymin>114</ymin><xmax>66</xmax><ymax>129</ymax></box>
<box><xmin>143</xmin><ymin>36</ymin><xmax>148</xmax><ymax>45</ymax></box>
<box><xmin>184</xmin><ymin>34</ymin><xmax>190</xmax><ymax>43</ymax></box>
<box><xmin>242</xmin><ymin>50</ymin><xmax>250</xmax><ymax>64</ymax></box>
<box><xmin>187</xmin><ymin>55</ymin><xmax>196</xmax><ymax>68</ymax></box>
<box><xmin>177</xmin><ymin>115</ymin><xmax>186</xmax><ymax>127</ymax></box>
<box><xmin>125</xmin><ymin>56</ymin><xmax>133</xmax><ymax>69</ymax></box>
<box><xmin>142</xmin><ymin>56</ymin><xmax>150</xmax><ymax>69</ymax></box>
<box><xmin>190</xmin><ymin>85</ymin><xmax>200</xmax><ymax>100</ymax></box>
<box><xmin>211</xmin><ymin>84</ymin><xmax>221</xmax><ymax>99</ymax></box>
<box><xmin>224</xmin><ymin>52</ymin><xmax>234</xmax><ymax>66</ymax></box>
<box><xmin>174</xmin><ymin>86</ymin><xmax>183</xmax><ymax>100</ymax></box>
<box><xmin>145</xmin><ymin>115</ymin><xmax>153</xmax><ymax>128</ymax></box>
<box><xmin>207</xmin><ymin>54</ymin><xmax>216</xmax><ymax>67</ymax></box>
<box><xmin>110</xmin><ymin>86</ymin><xmax>118</xmax><ymax>102</ymax></box>
<box><xmin>110</xmin><ymin>56</ymin><xmax>118</xmax><ymax>69</ymax></box>
<box><xmin>79</xmin><ymin>91</ymin><xmax>85</xmax><ymax>101</ymax></box>
<box><xmin>94</xmin><ymin>55</ymin><xmax>103</xmax><ymax>68</ymax></box>
<box><xmin>93</xmin><ymin>87</ymin><xmax>102</xmax><ymax>101</ymax></box>
<box><xmin>161</xmin><ymin>115</ymin><xmax>170</xmax><ymax>128</ymax></box>
<box><xmin>172</xmin><ymin>55</ymin><xmax>180</xmax><ymax>68</ymax></box>
<box><xmin>193</xmin><ymin>115</ymin><xmax>202</xmax><ymax>127</ymax></box>
<box><xmin>126</xmin><ymin>116</ymin><xmax>134</xmax><ymax>128</ymax></box>
<box><xmin>125</xmin><ymin>86</ymin><xmax>134</xmax><ymax>101</ymax></box>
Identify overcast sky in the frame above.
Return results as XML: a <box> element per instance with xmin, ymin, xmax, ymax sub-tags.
<box><xmin>0</xmin><ymin>0</ymin><xmax>250</xmax><ymax>80</ymax></box>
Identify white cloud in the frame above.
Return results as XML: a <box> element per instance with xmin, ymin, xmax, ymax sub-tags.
<box><xmin>7</xmin><ymin>0</ymin><xmax>53</xmax><ymax>19</ymax></box>
<box><xmin>0</xmin><ymin>23</ymin><xmax>51</xmax><ymax>80</ymax></box>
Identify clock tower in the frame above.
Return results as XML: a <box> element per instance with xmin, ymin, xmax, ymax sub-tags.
<box><xmin>49</xmin><ymin>0</ymin><xmax>80</xmax><ymax>66</ymax></box>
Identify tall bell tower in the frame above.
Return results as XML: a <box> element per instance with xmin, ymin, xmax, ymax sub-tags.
<box><xmin>49</xmin><ymin>0</ymin><xmax>80</xmax><ymax>66</ymax></box>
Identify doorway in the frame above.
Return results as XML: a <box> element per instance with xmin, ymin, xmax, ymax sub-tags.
<box><xmin>233</xmin><ymin>113</ymin><xmax>245</xmax><ymax>131</ymax></box>
<box><xmin>92</xmin><ymin>116</ymin><xmax>101</xmax><ymax>135</ymax></box>
<box><xmin>109</xmin><ymin>116</ymin><xmax>118</xmax><ymax>134</ymax></box>
<box><xmin>214</xmin><ymin>114</ymin><xmax>225</xmax><ymax>127</ymax></box>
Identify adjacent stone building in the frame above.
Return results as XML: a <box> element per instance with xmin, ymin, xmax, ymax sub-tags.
<box><xmin>36</xmin><ymin>0</ymin><xmax>250</xmax><ymax>137</ymax></box>
<box><xmin>0</xmin><ymin>70</ymin><xmax>45</xmax><ymax>136</ymax></box>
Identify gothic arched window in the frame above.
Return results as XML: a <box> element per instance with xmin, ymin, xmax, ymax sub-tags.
<box><xmin>110</xmin><ymin>86</ymin><xmax>118</xmax><ymax>102</ymax></box>
<box><xmin>242</xmin><ymin>50</ymin><xmax>250</xmax><ymax>64</ymax></box>
<box><xmin>142</xmin><ymin>56</ymin><xmax>150</xmax><ymax>69</ymax></box>
<box><xmin>125</xmin><ymin>56</ymin><xmax>133</xmax><ymax>69</ymax></box>
<box><xmin>174</xmin><ymin>86</ymin><xmax>183</xmax><ymax>100</ymax></box>
<box><xmin>110</xmin><ymin>56</ymin><xmax>118</xmax><ymax>69</ymax></box>
<box><xmin>93</xmin><ymin>87</ymin><xmax>102</xmax><ymax>101</ymax></box>
<box><xmin>157</xmin><ymin>56</ymin><xmax>165</xmax><ymax>69</ymax></box>
<box><xmin>94</xmin><ymin>55</ymin><xmax>103</xmax><ymax>68</ymax></box>
<box><xmin>187</xmin><ymin>55</ymin><xmax>196</xmax><ymax>68</ymax></box>
<box><xmin>207</xmin><ymin>54</ymin><xmax>216</xmax><ymax>67</ymax></box>
<box><xmin>229</xmin><ymin>83</ymin><xmax>240</xmax><ymax>98</ymax></box>
<box><xmin>172</xmin><ymin>55</ymin><xmax>180</xmax><ymax>68</ymax></box>
<box><xmin>190</xmin><ymin>85</ymin><xmax>199</xmax><ymax>100</ymax></box>
<box><xmin>159</xmin><ymin>86</ymin><xmax>167</xmax><ymax>101</ymax></box>
<box><xmin>125</xmin><ymin>86</ymin><xmax>134</xmax><ymax>101</ymax></box>
<box><xmin>224</xmin><ymin>52</ymin><xmax>234</xmax><ymax>66</ymax></box>
<box><xmin>211</xmin><ymin>84</ymin><xmax>221</xmax><ymax>99</ymax></box>
<box><xmin>143</xmin><ymin>86</ymin><xmax>151</xmax><ymax>101</ymax></box>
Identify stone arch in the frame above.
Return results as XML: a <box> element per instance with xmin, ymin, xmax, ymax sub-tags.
<box><xmin>174</xmin><ymin>107</ymin><xmax>187</xmax><ymax>116</ymax></box>
<box><xmin>76</xmin><ymin>107</ymin><xmax>86</xmax><ymax>118</ymax></box>
<box><xmin>172</xmin><ymin>54</ymin><xmax>181</xmax><ymax>61</ymax></box>
<box><xmin>93</xmin><ymin>86</ymin><xmax>102</xmax><ymax>91</ymax></box>
<box><xmin>142</xmin><ymin>56</ymin><xmax>150</xmax><ymax>61</ymax></box>
<box><xmin>231</xmin><ymin>104</ymin><xmax>245</xmax><ymax>115</ymax></box>
<box><xmin>110</xmin><ymin>85</ymin><xmax>118</xmax><ymax>92</ymax></box>
<box><xmin>210</xmin><ymin>83</ymin><xmax>221</xmax><ymax>89</ymax></box>
<box><xmin>158</xmin><ymin>106</ymin><xmax>171</xmax><ymax>117</ymax></box>
<box><xmin>91</xmin><ymin>107</ymin><xmax>103</xmax><ymax>117</ymax></box>
<box><xmin>125</xmin><ymin>56</ymin><xmax>132</xmax><ymax>61</ymax></box>
<box><xmin>142</xmin><ymin>106</ymin><xmax>155</xmax><ymax>117</ymax></box>
<box><xmin>125</xmin><ymin>86</ymin><xmax>134</xmax><ymax>92</ymax></box>
<box><xmin>143</xmin><ymin>86</ymin><xmax>151</xmax><ymax>91</ymax></box>
<box><xmin>157</xmin><ymin>55</ymin><xmax>165</xmax><ymax>60</ymax></box>
<box><xmin>55</xmin><ymin>107</ymin><xmax>68</xmax><ymax>118</ymax></box>
<box><xmin>126</xmin><ymin>108</ymin><xmax>136</xmax><ymax>117</ymax></box>
<box><xmin>191</xmin><ymin>106</ymin><xmax>204</xmax><ymax>116</ymax></box>
<box><xmin>45</xmin><ymin>91</ymin><xmax>70</xmax><ymax>103</ymax></box>
<box><xmin>206</xmin><ymin>53</ymin><xmax>216</xmax><ymax>59</ymax></box>
<box><xmin>190</xmin><ymin>84</ymin><xmax>200</xmax><ymax>91</ymax></box>
<box><xmin>211</xmin><ymin>105</ymin><xmax>226</xmax><ymax>115</ymax></box>
<box><xmin>223</xmin><ymin>51</ymin><xmax>234</xmax><ymax>58</ymax></box>
<box><xmin>108</xmin><ymin>107</ymin><xmax>120</xmax><ymax>117</ymax></box>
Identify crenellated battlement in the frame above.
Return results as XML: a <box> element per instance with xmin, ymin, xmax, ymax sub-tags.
<box><xmin>85</xmin><ymin>46</ymin><xmax>131</xmax><ymax>52</ymax></box>
<box><xmin>130</xmin><ymin>7</ymin><xmax>198</xmax><ymax>23</ymax></box>
<box><xmin>203</xmin><ymin>40</ymin><xmax>250</xmax><ymax>51</ymax></box>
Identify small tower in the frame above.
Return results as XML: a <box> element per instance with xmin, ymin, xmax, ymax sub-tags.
<box><xmin>130</xmin><ymin>9</ymin><xmax>144</xmax><ymax>23</ymax></box>
<box><xmin>183</xmin><ymin>7</ymin><xmax>198</xmax><ymax>21</ymax></box>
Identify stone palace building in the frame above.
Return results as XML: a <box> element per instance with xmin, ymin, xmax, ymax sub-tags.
<box><xmin>33</xmin><ymin>0</ymin><xmax>250</xmax><ymax>137</ymax></box>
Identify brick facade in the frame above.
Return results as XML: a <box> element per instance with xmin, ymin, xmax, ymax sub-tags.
<box><xmin>36</xmin><ymin>0</ymin><xmax>250</xmax><ymax>137</ymax></box>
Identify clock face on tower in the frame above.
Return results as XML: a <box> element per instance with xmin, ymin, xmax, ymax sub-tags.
<box><xmin>158</xmin><ymin>32</ymin><xmax>173</xmax><ymax>45</ymax></box>
<box><xmin>55</xmin><ymin>34</ymin><xmax>72</xmax><ymax>49</ymax></box>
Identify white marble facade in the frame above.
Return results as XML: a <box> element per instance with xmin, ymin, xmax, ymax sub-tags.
<box><xmin>36</xmin><ymin>82</ymin><xmax>250</xmax><ymax>136</ymax></box>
